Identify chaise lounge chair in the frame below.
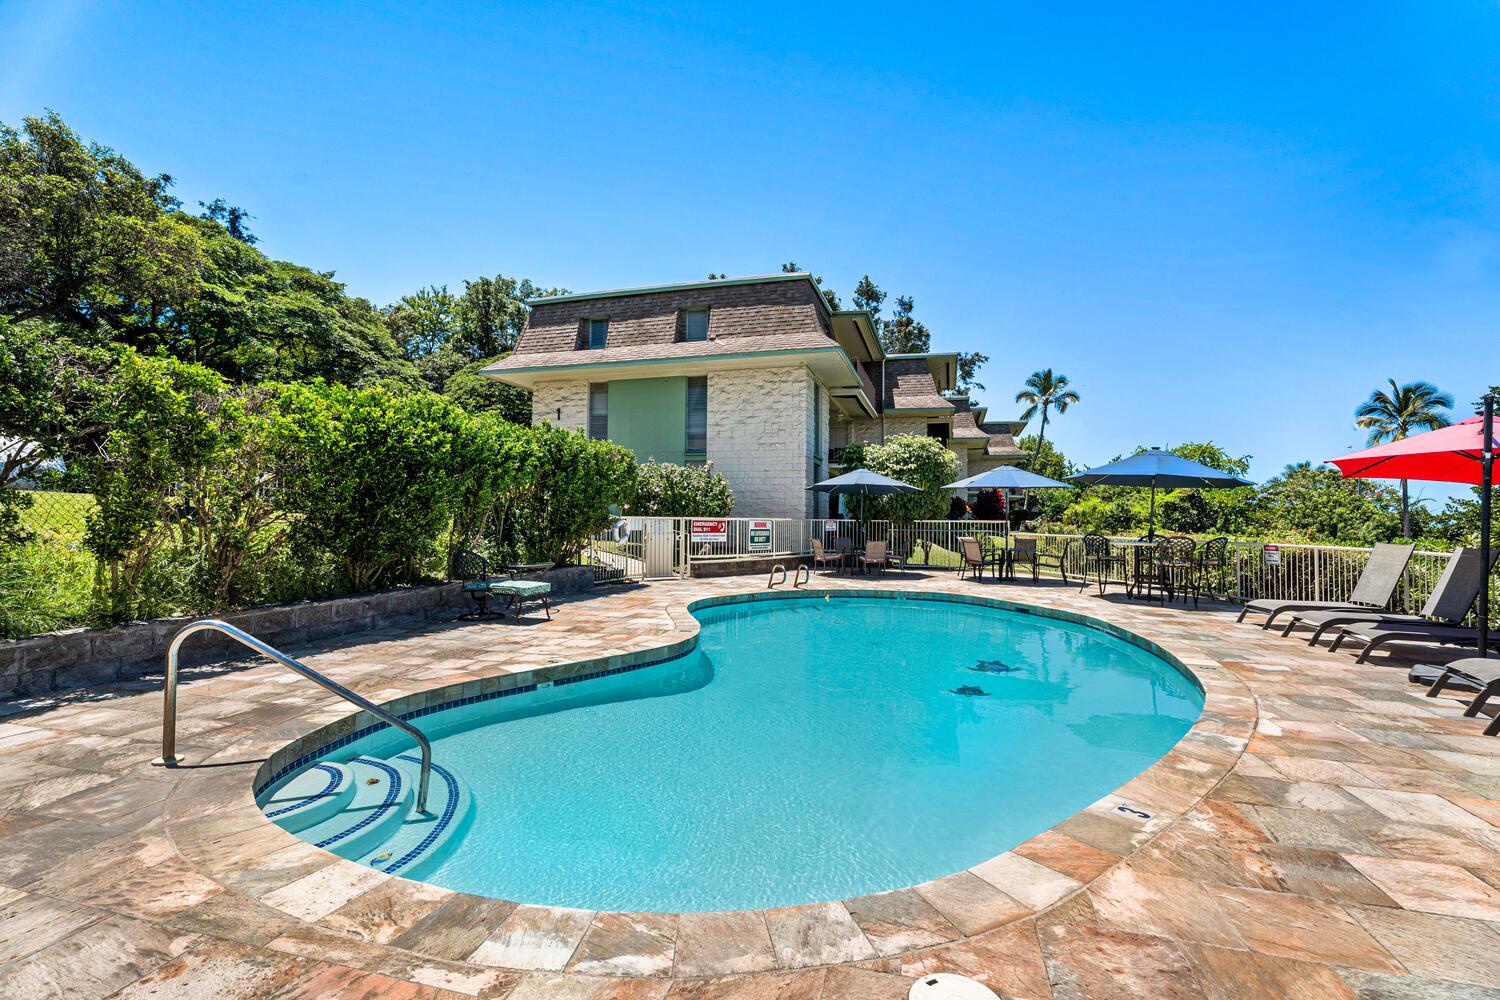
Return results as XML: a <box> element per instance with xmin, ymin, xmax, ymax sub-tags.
<box><xmin>1424</xmin><ymin>656</ymin><xmax>1500</xmax><ymax>737</ymax></box>
<box><xmin>1283</xmin><ymin>546</ymin><xmax>1496</xmax><ymax>648</ymax></box>
<box><xmin>1237</xmin><ymin>542</ymin><xmax>1414</xmax><ymax>628</ymax></box>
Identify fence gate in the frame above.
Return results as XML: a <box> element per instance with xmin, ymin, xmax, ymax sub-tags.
<box><xmin>643</xmin><ymin>517</ymin><xmax>679</xmax><ymax>579</ymax></box>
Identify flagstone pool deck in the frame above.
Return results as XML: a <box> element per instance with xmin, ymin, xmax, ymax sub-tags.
<box><xmin>2</xmin><ymin>572</ymin><xmax>1499</xmax><ymax>1000</ymax></box>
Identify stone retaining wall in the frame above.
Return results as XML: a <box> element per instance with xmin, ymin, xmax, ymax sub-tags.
<box><xmin>1</xmin><ymin>567</ymin><xmax>592</xmax><ymax>700</ymax></box>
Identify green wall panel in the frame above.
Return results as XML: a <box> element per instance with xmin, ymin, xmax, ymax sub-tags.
<box><xmin>608</xmin><ymin>377</ymin><xmax>687</xmax><ymax>464</ymax></box>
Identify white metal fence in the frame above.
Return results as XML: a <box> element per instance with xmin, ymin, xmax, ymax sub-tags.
<box><xmin>582</xmin><ymin>519</ymin><xmax>1470</xmax><ymax>615</ymax></box>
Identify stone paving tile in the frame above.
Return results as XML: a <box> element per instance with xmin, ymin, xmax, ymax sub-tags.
<box><xmin>569</xmin><ymin>912</ymin><xmax>679</xmax><ymax>978</ymax></box>
<box><xmin>468</xmin><ymin>904</ymin><xmax>596</xmax><ymax>971</ymax></box>
<box><xmin>762</xmin><ymin>902</ymin><xmax>876</xmax><ymax>969</ymax></box>
<box><xmin>1202</xmin><ymin>884</ymin><xmax>1401</xmax><ymax>971</ymax></box>
<box><xmin>0</xmin><ymin>913</ymin><xmax>192</xmax><ymax>999</ymax></box>
<box><xmin>673</xmin><ymin>911</ymin><xmax>778</xmax><ymax>978</ymax></box>
<box><xmin>1336</xmin><ymin>968</ymin><xmax>1500</xmax><ymax>1000</ymax></box>
<box><xmin>842</xmin><ymin>887</ymin><xmax>960</xmax><ymax>957</ymax></box>
<box><xmin>3</xmin><ymin>572</ymin><xmax>1499</xmax><ymax>997</ymax></box>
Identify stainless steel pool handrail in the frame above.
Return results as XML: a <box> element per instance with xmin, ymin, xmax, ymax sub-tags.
<box><xmin>154</xmin><ymin>619</ymin><xmax>431</xmax><ymax>813</ymax></box>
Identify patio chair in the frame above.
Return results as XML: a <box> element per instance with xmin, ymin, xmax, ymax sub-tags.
<box><xmin>1081</xmin><ymin>534</ymin><xmax>1128</xmax><ymax>595</ymax></box>
<box><xmin>1285</xmin><ymin>546</ymin><xmax>1497</xmax><ymax>646</ymax></box>
<box><xmin>809</xmin><ymin>538</ymin><xmax>844</xmax><ymax>575</ymax></box>
<box><xmin>858</xmin><ymin>539</ymin><xmax>890</xmax><ymax>575</ymax></box>
<box><xmin>453</xmin><ymin>550</ymin><xmax>553</xmax><ymax>621</ymax></box>
<box><xmin>957</xmin><ymin>536</ymin><xmax>990</xmax><ymax>581</ymax></box>
<box><xmin>1143</xmin><ymin>537</ymin><xmax>1198</xmax><ymax>605</ymax></box>
<box><xmin>1195</xmin><ymin>537</ymin><xmax>1230</xmax><ymax>599</ymax></box>
<box><xmin>1237</xmin><ymin>542</ymin><xmax>1414</xmax><ymax>628</ymax></box>
<box><xmin>1424</xmin><ymin>657</ymin><xmax>1500</xmax><ymax>737</ymax></box>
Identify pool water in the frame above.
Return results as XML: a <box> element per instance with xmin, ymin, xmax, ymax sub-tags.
<box><xmin>335</xmin><ymin>595</ymin><xmax>1201</xmax><ymax>911</ymax></box>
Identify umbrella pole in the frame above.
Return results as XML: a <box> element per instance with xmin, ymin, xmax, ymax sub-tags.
<box><xmin>1148</xmin><ymin>484</ymin><xmax>1157</xmax><ymax>540</ymax></box>
<box><xmin>1480</xmin><ymin>393</ymin><xmax>1494</xmax><ymax>659</ymax></box>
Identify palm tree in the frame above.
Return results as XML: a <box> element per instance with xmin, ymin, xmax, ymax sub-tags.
<box><xmin>1015</xmin><ymin>369</ymin><xmax>1080</xmax><ymax>464</ymax></box>
<box><xmin>1354</xmin><ymin>379</ymin><xmax>1454</xmax><ymax>537</ymax></box>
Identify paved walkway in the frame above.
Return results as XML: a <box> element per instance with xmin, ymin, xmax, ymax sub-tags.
<box><xmin>1</xmin><ymin>572</ymin><xmax>1498</xmax><ymax>999</ymax></box>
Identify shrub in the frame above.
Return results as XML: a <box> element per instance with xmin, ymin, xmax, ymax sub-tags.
<box><xmin>270</xmin><ymin>381</ymin><xmax>471</xmax><ymax>590</ymax></box>
<box><xmin>446</xmin><ymin>412</ymin><xmax>538</xmax><ymax>569</ymax></box>
<box><xmin>81</xmin><ymin>351</ymin><xmax>235</xmax><ymax>619</ymax></box>
<box><xmin>627</xmin><ymin>461</ymin><xmax>734</xmax><ymax>517</ymax></box>
<box><xmin>509</xmin><ymin>423</ymin><xmax>637</xmax><ymax>566</ymax></box>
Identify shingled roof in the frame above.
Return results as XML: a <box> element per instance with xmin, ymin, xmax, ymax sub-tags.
<box><xmin>864</xmin><ymin>358</ymin><xmax>954</xmax><ymax>412</ymax></box>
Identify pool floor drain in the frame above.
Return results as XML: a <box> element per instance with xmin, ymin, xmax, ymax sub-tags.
<box><xmin>909</xmin><ymin>973</ymin><xmax>999</xmax><ymax>999</ymax></box>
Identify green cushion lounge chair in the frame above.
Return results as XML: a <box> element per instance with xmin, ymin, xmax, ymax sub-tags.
<box><xmin>454</xmin><ymin>551</ymin><xmax>553</xmax><ymax>621</ymax></box>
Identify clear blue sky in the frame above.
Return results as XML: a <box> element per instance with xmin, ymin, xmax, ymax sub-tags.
<box><xmin>3</xmin><ymin>1</ymin><xmax>1496</xmax><ymax>505</ymax></box>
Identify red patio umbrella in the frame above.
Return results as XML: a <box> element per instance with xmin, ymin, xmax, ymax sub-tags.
<box><xmin>1326</xmin><ymin>395</ymin><xmax>1497</xmax><ymax>657</ymax></box>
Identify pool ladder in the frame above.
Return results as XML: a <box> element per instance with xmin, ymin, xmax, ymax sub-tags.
<box><xmin>767</xmin><ymin>563</ymin><xmax>810</xmax><ymax>589</ymax></box>
<box><xmin>152</xmin><ymin>619</ymin><xmax>434</xmax><ymax>813</ymax></box>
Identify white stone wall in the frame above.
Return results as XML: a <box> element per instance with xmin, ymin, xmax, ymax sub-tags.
<box><xmin>531</xmin><ymin>380</ymin><xmax>591</xmax><ymax>434</ymax></box>
<box><xmin>706</xmin><ymin>365</ymin><xmax>812</xmax><ymax>519</ymax></box>
<box><xmin>844</xmin><ymin>415</ymin><xmax>933</xmax><ymax>444</ymax></box>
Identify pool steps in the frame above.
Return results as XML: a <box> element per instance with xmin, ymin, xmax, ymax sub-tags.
<box><xmin>256</xmin><ymin>753</ymin><xmax>470</xmax><ymax>877</ymax></box>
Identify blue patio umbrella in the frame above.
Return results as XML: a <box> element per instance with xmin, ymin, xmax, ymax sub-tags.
<box><xmin>1067</xmin><ymin>448</ymin><xmax>1255</xmax><ymax>538</ymax></box>
<box><xmin>808</xmin><ymin>467</ymin><xmax>920</xmax><ymax>522</ymax></box>
<box><xmin>943</xmin><ymin>467</ymin><xmax>1072</xmax><ymax>490</ymax></box>
<box><xmin>806</xmin><ymin>468</ymin><xmax>921</xmax><ymax>496</ymax></box>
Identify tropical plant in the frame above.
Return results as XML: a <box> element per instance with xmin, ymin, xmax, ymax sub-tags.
<box><xmin>628</xmin><ymin>461</ymin><xmax>734</xmax><ymax>517</ymax></box>
<box><xmin>1015</xmin><ymin>369</ymin><xmax>1080</xmax><ymax>464</ymax></box>
<box><xmin>1354</xmin><ymin>379</ymin><xmax>1454</xmax><ymax>537</ymax></box>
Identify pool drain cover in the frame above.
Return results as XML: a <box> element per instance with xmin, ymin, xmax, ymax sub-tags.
<box><xmin>909</xmin><ymin>973</ymin><xmax>1000</xmax><ymax>999</ymax></box>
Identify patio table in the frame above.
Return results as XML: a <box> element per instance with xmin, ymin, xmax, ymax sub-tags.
<box><xmin>1110</xmin><ymin>540</ymin><xmax>1157</xmax><ymax>598</ymax></box>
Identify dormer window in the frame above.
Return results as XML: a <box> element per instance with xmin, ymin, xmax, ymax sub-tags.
<box><xmin>587</xmin><ymin>318</ymin><xmax>609</xmax><ymax>349</ymax></box>
<box><xmin>684</xmin><ymin>308</ymin><xmax>709</xmax><ymax>342</ymax></box>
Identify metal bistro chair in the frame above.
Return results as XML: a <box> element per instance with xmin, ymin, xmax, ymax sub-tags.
<box><xmin>1081</xmin><ymin>534</ymin><xmax>1129</xmax><ymax>595</ymax></box>
<box><xmin>1194</xmin><ymin>536</ymin><xmax>1230</xmax><ymax>602</ymax></box>
<box><xmin>957</xmin><ymin>536</ymin><xmax>990</xmax><ymax>581</ymax></box>
<box><xmin>1147</xmin><ymin>537</ymin><xmax>1200</xmax><ymax>606</ymax></box>
<box><xmin>1008</xmin><ymin>536</ymin><xmax>1072</xmax><ymax>584</ymax></box>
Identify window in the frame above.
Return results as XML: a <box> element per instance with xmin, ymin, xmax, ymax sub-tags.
<box><xmin>927</xmin><ymin>422</ymin><xmax>949</xmax><ymax>446</ymax></box>
<box><xmin>685</xmin><ymin>376</ymin><xmax>707</xmax><ymax>455</ymax></box>
<box><xmin>588</xmin><ymin>383</ymin><xmax>609</xmax><ymax>439</ymax></box>
<box><xmin>683</xmin><ymin>308</ymin><xmax>709</xmax><ymax>342</ymax></box>
<box><xmin>587</xmin><ymin>318</ymin><xmax>609</xmax><ymax>349</ymax></box>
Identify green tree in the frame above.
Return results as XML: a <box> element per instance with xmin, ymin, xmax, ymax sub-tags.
<box><xmin>0</xmin><ymin>111</ymin><xmax>206</xmax><ymax>329</ymax></box>
<box><xmin>627</xmin><ymin>461</ymin><xmax>734</xmax><ymax>517</ymax></box>
<box><xmin>880</xmin><ymin>295</ymin><xmax>930</xmax><ymax>354</ymax></box>
<box><xmin>956</xmin><ymin>352</ymin><xmax>989</xmax><ymax>392</ymax></box>
<box><xmin>1354</xmin><ymin>379</ymin><xmax>1454</xmax><ymax>537</ymax></box>
<box><xmin>443</xmin><ymin>356</ymin><xmax>532</xmax><ymax>424</ymax></box>
<box><xmin>446</xmin><ymin>412</ymin><xmax>538</xmax><ymax>568</ymax></box>
<box><xmin>1252</xmin><ymin>464</ymin><xmax>1404</xmax><ymax>545</ymax></box>
<box><xmin>852</xmin><ymin>275</ymin><xmax>885</xmax><ymax>317</ymax></box>
<box><xmin>1015</xmin><ymin>369</ymin><xmax>1080</xmax><ymax>464</ymax></box>
<box><xmin>197</xmin><ymin>198</ymin><xmax>256</xmax><ymax>244</ymax></box>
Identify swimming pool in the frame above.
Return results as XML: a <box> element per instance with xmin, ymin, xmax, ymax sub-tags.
<box><xmin>262</xmin><ymin>593</ymin><xmax>1202</xmax><ymax>912</ymax></box>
